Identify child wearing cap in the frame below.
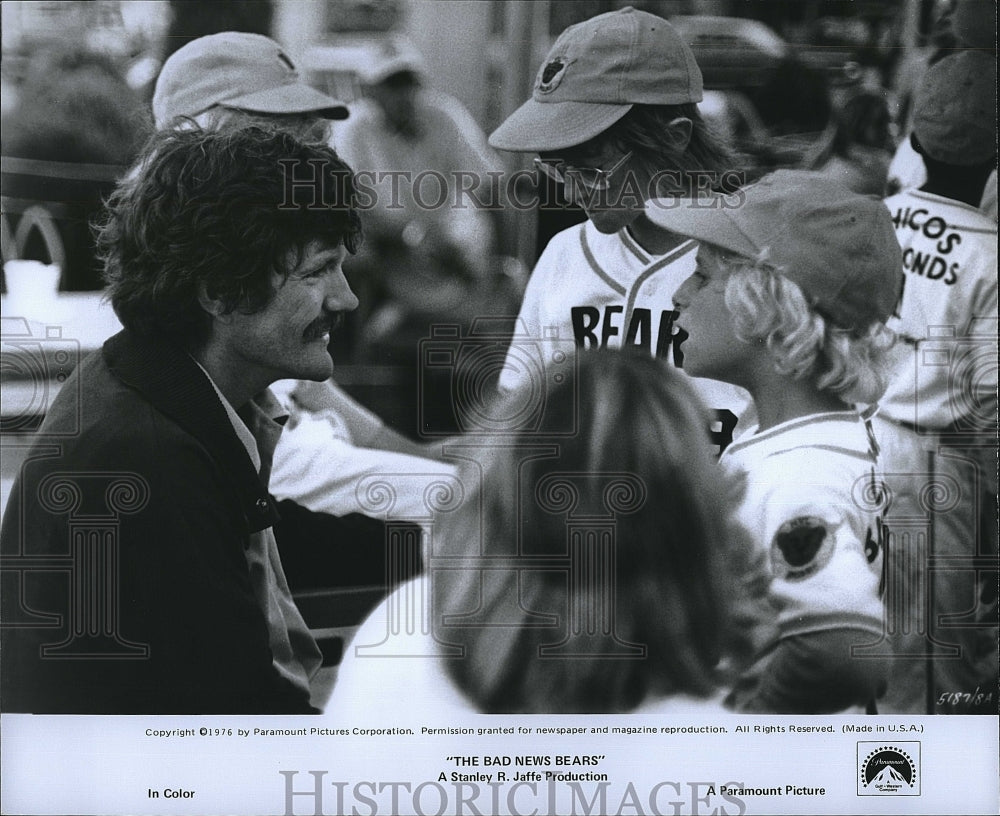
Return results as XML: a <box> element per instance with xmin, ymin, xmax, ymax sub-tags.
<box><xmin>876</xmin><ymin>50</ymin><xmax>998</xmax><ymax>714</ymax></box>
<box><xmin>489</xmin><ymin>6</ymin><xmax>749</xmax><ymax>453</ymax></box>
<box><xmin>650</xmin><ymin>169</ymin><xmax>902</xmax><ymax>713</ymax></box>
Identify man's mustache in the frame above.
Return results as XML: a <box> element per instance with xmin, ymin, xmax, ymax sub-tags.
<box><xmin>303</xmin><ymin>312</ymin><xmax>343</xmax><ymax>339</ymax></box>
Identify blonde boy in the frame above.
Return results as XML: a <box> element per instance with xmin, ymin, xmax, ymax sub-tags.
<box><xmin>647</xmin><ymin>170</ymin><xmax>903</xmax><ymax>712</ymax></box>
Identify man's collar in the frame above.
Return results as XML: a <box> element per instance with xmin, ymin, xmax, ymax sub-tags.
<box><xmin>102</xmin><ymin>329</ymin><xmax>282</xmax><ymax>535</ymax></box>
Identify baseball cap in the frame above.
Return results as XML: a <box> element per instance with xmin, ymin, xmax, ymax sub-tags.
<box><xmin>359</xmin><ymin>36</ymin><xmax>426</xmax><ymax>86</ymax></box>
<box><xmin>488</xmin><ymin>7</ymin><xmax>702</xmax><ymax>152</ymax></box>
<box><xmin>912</xmin><ymin>50</ymin><xmax>997</xmax><ymax>166</ymax></box>
<box><xmin>645</xmin><ymin>170</ymin><xmax>903</xmax><ymax>329</ymax></box>
<box><xmin>153</xmin><ymin>32</ymin><xmax>349</xmax><ymax>128</ymax></box>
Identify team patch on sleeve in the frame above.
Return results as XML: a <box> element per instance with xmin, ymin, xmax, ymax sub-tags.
<box><xmin>770</xmin><ymin>516</ymin><xmax>835</xmax><ymax>581</ymax></box>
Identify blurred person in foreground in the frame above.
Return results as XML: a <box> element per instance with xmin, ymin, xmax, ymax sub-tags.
<box><xmin>152</xmin><ymin>32</ymin><xmax>457</xmax><ymax>542</ymax></box>
<box><xmin>650</xmin><ymin>170</ymin><xmax>902</xmax><ymax>713</ymax></box>
<box><xmin>328</xmin><ymin>350</ymin><xmax>774</xmax><ymax>715</ymax></box>
<box><xmin>876</xmin><ymin>51</ymin><xmax>998</xmax><ymax>714</ymax></box>
<box><xmin>0</xmin><ymin>126</ymin><xmax>378</xmax><ymax>714</ymax></box>
<box><xmin>487</xmin><ymin>7</ymin><xmax>750</xmax><ymax>455</ymax></box>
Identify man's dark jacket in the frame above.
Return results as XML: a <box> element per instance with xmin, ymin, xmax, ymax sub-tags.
<box><xmin>0</xmin><ymin>330</ymin><xmax>390</xmax><ymax>714</ymax></box>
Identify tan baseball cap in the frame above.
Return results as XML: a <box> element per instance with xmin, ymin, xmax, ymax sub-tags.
<box><xmin>153</xmin><ymin>32</ymin><xmax>349</xmax><ymax>128</ymax></box>
<box><xmin>912</xmin><ymin>50</ymin><xmax>997</xmax><ymax>166</ymax></box>
<box><xmin>646</xmin><ymin>170</ymin><xmax>903</xmax><ymax>330</ymax></box>
<box><xmin>489</xmin><ymin>7</ymin><xmax>702</xmax><ymax>152</ymax></box>
<box><xmin>358</xmin><ymin>36</ymin><xmax>427</xmax><ymax>86</ymax></box>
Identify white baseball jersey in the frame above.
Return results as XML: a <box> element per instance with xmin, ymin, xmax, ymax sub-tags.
<box><xmin>880</xmin><ymin>189</ymin><xmax>998</xmax><ymax>430</ymax></box>
<box><xmin>501</xmin><ymin>219</ymin><xmax>752</xmax><ymax>450</ymax></box>
<box><xmin>874</xmin><ymin>190</ymin><xmax>998</xmax><ymax>714</ymax></box>
<box><xmin>721</xmin><ymin>411</ymin><xmax>887</xmax><ymax>642</ymax></box>
<box><xmin>269</xmin><ymin>380</ymin><xmax>457</xmax><ymax>522</ymax></box>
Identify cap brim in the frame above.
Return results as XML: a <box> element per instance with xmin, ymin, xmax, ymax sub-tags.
<box><xmin>645</xmin><ymin>195</ymin><xmax>758</xmax><ymax>257</ymax></box>
<box><xmin>221</xmin><ymin>83</ymin><xmax>350</xmax><ymax>120</ymax></box>
<box><xmin>363</xmin><ymin>56</ymin><xmax>425</xmax><ymax>85</ymax></box>
<box><xmin>488</xmin><ymin>98</ymin><xmax>632</xmax><ymax>152</ymax></box>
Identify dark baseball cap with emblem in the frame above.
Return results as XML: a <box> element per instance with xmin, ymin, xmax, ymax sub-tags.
<box><xmin>489</xmin><ymin>6</ymin><xmax>702</xmax><ymax>152</ymax></box>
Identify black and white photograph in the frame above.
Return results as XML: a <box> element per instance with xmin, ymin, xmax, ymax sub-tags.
<box><xmin>1</xmin><ymin>1</ymin><xmax>997</xmax><ymax>814</ymax></box>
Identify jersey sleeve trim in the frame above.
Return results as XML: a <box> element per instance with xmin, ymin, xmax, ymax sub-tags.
<box><xmin>619</xmin><ymin>226</ymin><xmax>651</xmax><ymax>264</ymax></box>
<box><xmin>776</xmin><ymin>613</ymin><xmax>885</xmax><ymax>642</ymax></box>
<box><xmin>768</xmin><ymin>443</ymin><xmax>875</xmax><ymax>464</ymax></box>
<box><xmin>724</xmin><ymin>410</ymin><xmax>862</xmax><ymax>455</ymax></box>
<box><xmin>623</xmin><ymin>240</ymin><xmax>698</xmax><ymax>329</ymax></box>
<box><xmin>579</xmin><ymin>226</ymin><xmax>627</xmax><ymax>296</ymax></box>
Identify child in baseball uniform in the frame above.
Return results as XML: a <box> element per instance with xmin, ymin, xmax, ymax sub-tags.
<box><xmin>647</xmin><ymin>170</ymin><xmax>903</xmax><ymax>713</ymax></box>
<box><xmin>488</xmin><ymin>7</ymin><xmax>749</xmax><ymax>453</ymax></box>
<box><xmin>877</xmin><ymin>51</ymin><xmax>998</xmax><ymax>714</ymax></box>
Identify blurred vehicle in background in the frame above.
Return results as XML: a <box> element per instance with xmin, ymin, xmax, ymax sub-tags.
<box><xmin>669</xmin><ymin>13</ymin><xmax>877</xmax><ymax>183</ymax></box>
<box><xmin>669</xmin><ymin>15</ymin><xmax>788</xmax><ymax>90</ymax></box>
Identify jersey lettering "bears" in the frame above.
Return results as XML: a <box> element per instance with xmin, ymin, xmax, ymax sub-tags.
<box><xmin>502</xmin><ymin>220</ymin><xmax>750</xmax><ymax>451</ymax></box>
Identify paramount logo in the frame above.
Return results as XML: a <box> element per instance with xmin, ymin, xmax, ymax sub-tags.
<box><xmin>858</xmin><ymin>743</ymin><xmax>920</xmax><ymax>796</ymax></box>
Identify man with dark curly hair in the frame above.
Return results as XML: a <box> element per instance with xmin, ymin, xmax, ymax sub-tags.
<box><xmin>0</xmin><ymin>125</ymin><xmax>379</xmax><ymax>714</ymax></box>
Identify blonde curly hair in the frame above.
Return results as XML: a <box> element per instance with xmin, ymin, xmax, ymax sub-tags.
<box><xmin>717</xmin><ymin>252</ymin><xmax>896</xmax><ymax>405</ymax></box>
